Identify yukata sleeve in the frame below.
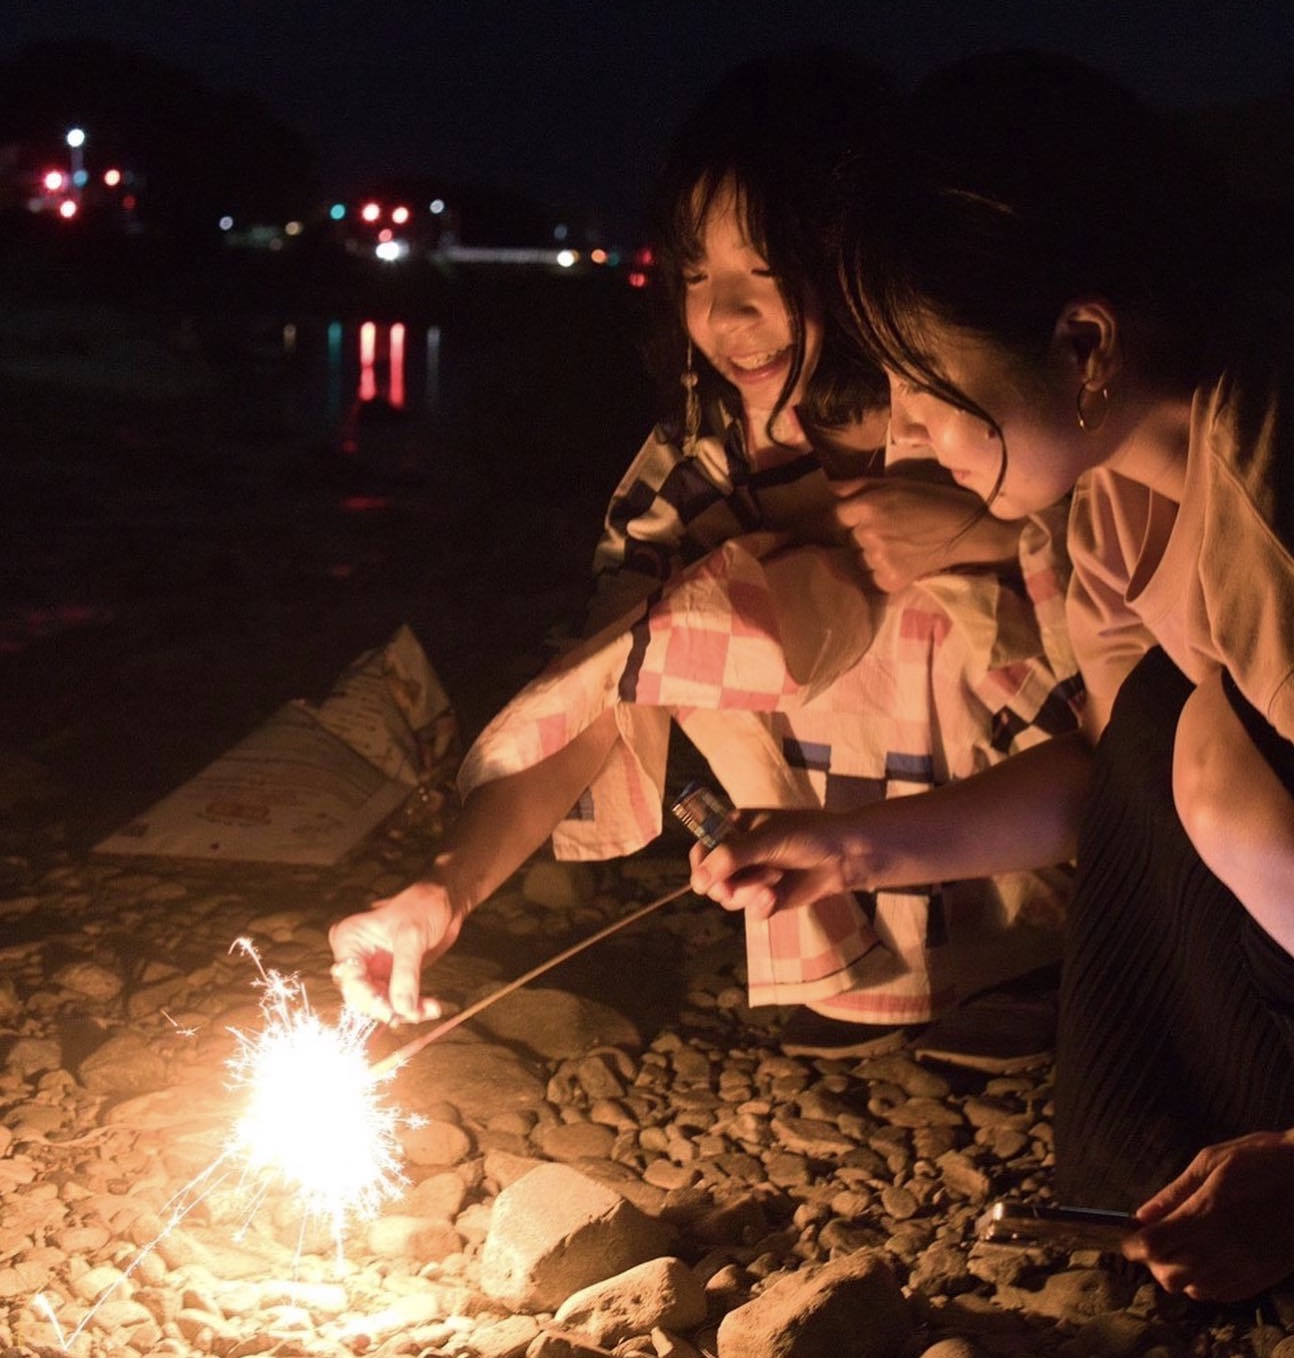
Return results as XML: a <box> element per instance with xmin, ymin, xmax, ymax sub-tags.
<box><xmin>456</xmin><ymin>605</ymin><xmax>674</xmax><ymax>862</ymax></box>
<box><xmin>582</xmin><ymin>427</ymin><xmax>742</xmax><ymax>637</ymax></box>
<box><xmin>914</xmin><ymin>570</ymin><xmax>1084</xmax><ymax>772</ymax></box>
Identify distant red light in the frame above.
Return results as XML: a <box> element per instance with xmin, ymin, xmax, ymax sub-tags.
<box><xmin>391</xmin><ymin>205</ymin><xmax>410</xmax><ymax>225</ymax></box>
<box><xmin>43</xmin><ymin>170</ymin><xmax>65</xmax><ymax>192</ymax></box>
<box><xmin>634</xmin><ymin>246</ymin><xmax>654</xmax><ymax>266</ymax></box>
<box><xmin>103</xmin><ymin>168</ymin><xmax>122</xmax><ymax>187</ymax></box>
<box><xmin>627</xmin><ymin>270</ymin><xmax>648</xmax><ymax>289</ymax></box>
<box><xmin>360</xmin><ymin>201</ymin><xmax>381</xmax><ymax>223</ymax></box>
<box><xmin>58</xmin><ymin>200</ymin><xmax>78</xmax><ymax>220</ymax></box>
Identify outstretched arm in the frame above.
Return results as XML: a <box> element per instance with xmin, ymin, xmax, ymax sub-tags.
<box><xmin>330</xmin><ymin>709</ymin><xmax>620</xmax><ymax>1023</ymax></box>
<box><xmin>690</xmin><ymin>730</ymin><xmax>1092</xmax><ymax>919</ymax></box>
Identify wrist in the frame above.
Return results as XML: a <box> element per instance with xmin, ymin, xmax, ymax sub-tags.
<box><xmin>414</xmin><ymin>856</ymin><xmax>476</xmax><ymax>924</ymax></box>
<box><xmin>836</xmin><ymin>812</ymin><xmax>882</xmax><ymax>892</ymax></box>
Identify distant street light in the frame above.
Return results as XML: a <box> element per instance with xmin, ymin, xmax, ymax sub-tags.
<box><xmin>66</xmin><ymin>127</ymin><xmax>86</xmax><ymax>202</ymax></box>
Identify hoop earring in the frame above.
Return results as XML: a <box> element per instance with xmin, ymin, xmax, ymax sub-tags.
<box><xmin>681</xmin><ymin>342</ymin><xmax>701</xmax><ymax>454</ymax></box>
<box><xmin>1076</xmin><ymin>382</ymin><xmax>1109</xmax><ymax>433</ymax></box>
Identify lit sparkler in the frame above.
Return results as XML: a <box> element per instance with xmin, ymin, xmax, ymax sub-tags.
<box><xmin>31</xmin><ymin>937</ymin><xmax>415</xmax><ymax>1352</ymax></box>
<box><xmin>32</xmin><ymin>800</ymin><xmax>711</xmax><ymax>1350</ymax></box>
<box><xmin>225</xmin><ymin>937</ymin><xmax>412</xmax><ymax>1242</ymax></box>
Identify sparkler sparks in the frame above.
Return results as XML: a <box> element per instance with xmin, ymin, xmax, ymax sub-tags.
<box><xmin>31</xmin><ymin>937</ymin><xmax>416</xmax><ymax>1352</ymax></box>
<box><xmin>224</xmin><ymin>937</ymin><xmax>413</xmax><ymax>1245</ymax></box>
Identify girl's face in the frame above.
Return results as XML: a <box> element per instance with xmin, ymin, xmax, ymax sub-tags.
<box><xmin>886</xmin><ymin>320</ymin><xmax>1098</xmax><ymax>519</ymax></box>
<box><xmin>683</xmin><ymin>183</ymin><xmax>822</xmax><ymax>414</ymax></box>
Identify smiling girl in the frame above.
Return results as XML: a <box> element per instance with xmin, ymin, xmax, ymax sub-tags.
<box><xmin>330</xmin><ymin>51</ymin><xmax>1080</xmax><ymax>1072</ymax></box>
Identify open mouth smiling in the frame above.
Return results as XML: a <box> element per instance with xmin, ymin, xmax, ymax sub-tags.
<box><xmin>724</xmin><ymin>346</ymin><xmax>790</xmax><ymax>379</ymax></box>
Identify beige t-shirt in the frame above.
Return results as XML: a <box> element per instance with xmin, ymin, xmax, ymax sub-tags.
<box><xmin>1068</xmin><ymin>359</ymin><xmax>1294</xmax><ymax>739</ymax></box>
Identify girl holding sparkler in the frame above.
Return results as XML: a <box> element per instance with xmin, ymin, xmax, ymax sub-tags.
<box><xmin>330</xmin><ymin>50</ymin><xmax>1080</xmax><ymax>1064</ymax></box>
<box><xmin>688</xmin><ymin>49</ymin><xmax>1294</xmax><ymax>1301</ymax></box>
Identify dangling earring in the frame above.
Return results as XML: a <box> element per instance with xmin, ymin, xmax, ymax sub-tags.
<box><xmin>1076</xmin><ymin>381</ymin><xmax>1109</xmax><ymax>433</ymax></box>
<box><xmin>681</xmin><ymin>341</ymin><xmax>701</xmax><ymax>455</ymax></box>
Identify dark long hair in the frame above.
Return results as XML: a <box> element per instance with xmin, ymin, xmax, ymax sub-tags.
<box><xmin>836</xmin><ymin>49</ymin><xmax>1230</xmax><ymax>459</ymax></box>
<box><xmin>647</xmin><ymin>49</ymin><xmax>895</xmax><ymax>445</ymax></box>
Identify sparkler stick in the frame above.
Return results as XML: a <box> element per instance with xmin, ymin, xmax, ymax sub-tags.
<box><xmin>370</xmin><ymin>881</ymin><xmax>693</xmax><ymax>1076</ymax></box>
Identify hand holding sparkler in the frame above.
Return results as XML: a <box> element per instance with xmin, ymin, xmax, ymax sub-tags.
<box><xmin>330</xmin><ymin>712</ymin><xmax>624</xmax><ymax>1023</ymax></box>
<box><xmin>329</xmin><ymin>877</ymin><xmax>465</xmax><ymax>1024</ymax></box>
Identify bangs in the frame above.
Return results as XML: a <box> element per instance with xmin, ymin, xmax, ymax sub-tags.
<box><xmin>837</xmin><ymin>233</ymin><xmax>997</xmax><ymax>430</ymax></box>
<box><xmin>662</xmin><ymin>170</ymin><xmax>770</xmax><ymax>271</ymax></box>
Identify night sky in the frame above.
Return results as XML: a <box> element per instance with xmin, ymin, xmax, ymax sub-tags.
<box><xmin>4</xmin><ymin>0</ymin><xmax>1293</xmax><ymax>241</ymax></box>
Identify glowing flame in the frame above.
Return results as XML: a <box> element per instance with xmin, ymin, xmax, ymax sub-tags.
<box><xmin>30</xmin><ymin>939</ymin><xmax>415</xmax><ymax>1351</ymax></box>
<box><xmin>225</xmin><ymin>940</ymin><xmax>410</xmax><ymax>1243</ymax></box>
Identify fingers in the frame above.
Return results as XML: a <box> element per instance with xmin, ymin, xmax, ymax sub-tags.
<box><xmin>1134</xmin><ymin>1145</ymin><xmax>1215</xmax><ymax>1224</ymax></box>
<box><xmin>387</xmin><ymin>944</ymin><xmax>430</xmax><ymax>1025</ymax></box>
<box><xmin>329</xmin><ymin>905</ymin><xmax>437</xmax><ymax>1025</ymax></box>
<box><xmin>1125</xmin><ymin>1230</ymin><xmax>1253</xmax><ymax>1303</ymax></box>
<box><xmin>329</xmin><ymin>953</ymin><xmax>396</xmax><ymax>1024</ymax></box>
<box><xmin>707</xmin><ymin>866</ymin><xmax>787</xmax><ymax>918</ymax></box>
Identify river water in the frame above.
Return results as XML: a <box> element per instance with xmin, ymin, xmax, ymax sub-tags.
<box><xmin>0</xmin><ymin>267</ymin><xmax>655</xmax><ymax>830</ymax></box>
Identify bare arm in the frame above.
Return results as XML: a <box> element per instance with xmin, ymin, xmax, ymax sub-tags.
<box><xmin>691</xmin><ymin>730</ymin><xmax>1092</xmax><ymax>918</ymax></box>
<box><xmin>330</xmin><ymin>710</ymin><xmax>620</xmax><ymax>1021</ymax></box>
<box><xmin>1173</xmin><ymin>669</ymin><xmax>1294</xmax><ymax>954</ymax></box>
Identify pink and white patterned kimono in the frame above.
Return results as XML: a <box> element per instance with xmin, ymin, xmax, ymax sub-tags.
<box><xmin>459</xmin><ymin>420</ymin><xmax>1082</xmax><ymax>1024</ymax></box>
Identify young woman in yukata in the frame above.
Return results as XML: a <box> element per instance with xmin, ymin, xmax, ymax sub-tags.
<box><xmin>688</xmin><ymin>50</ymin><xmax>1294</xmax><ymax>1302</ymax></box>
<box><xmin>329</xmin><ymin>51</ymin><xmax>1080</xmax><ymax>1061</ymax></box>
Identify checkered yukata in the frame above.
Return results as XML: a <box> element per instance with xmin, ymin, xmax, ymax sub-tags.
<box><xmin>460</xmin><ymin>420</ymin><xmax>1083</xmax><ymax>1023</ymax></box>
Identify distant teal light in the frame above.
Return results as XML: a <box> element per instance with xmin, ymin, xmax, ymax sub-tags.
<box><xmin>329</xmin><ymin>203</ymin><xmax>346</xmax><ymax>221</ymax></box>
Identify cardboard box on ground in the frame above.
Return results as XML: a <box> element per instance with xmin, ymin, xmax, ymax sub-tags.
<box><xmin>95</xmin><ymin>625</ymin><xmax>458</xmax><ymax>866</ymax></box>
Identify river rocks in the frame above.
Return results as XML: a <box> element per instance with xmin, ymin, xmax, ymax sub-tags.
<box><xmin>716</xmin><ymin>1250</ymin><xmax>912</xmax><ymax>1358</ymax></box>
<box><xmin>552</xmin><ymin>1256</ymin><xmax>707</xmax><ymax>1345</ymax></box>
<box><xmin>474</xmin><ymin>987</ymin><xmax>642</xmax><ymax>1061</ymax></box>
<box><xmin>392</xmin><ymin>1035</ymin><xmax>548</xmax><ymax>1122</ymax></box>
<box><xmin>479</xmin><ymin>1163</ymin><xmax>678</xmax><ymax>1310</ymax></box>
<box><xmin>0</xmin><ymin>838</ymin><xmax>1287</xmax><ymax>1357</ymax></box>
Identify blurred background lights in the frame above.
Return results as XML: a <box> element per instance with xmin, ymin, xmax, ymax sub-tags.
<box><xmin>103</xmin><ymin>168</ymin><xmax>121</xmax><ymax>187</ymax></box>
<box><xmin>65</xmin><ymin>127</ymin><xmax>85</xmax><ymax>148</ymax></box>
<box><xmin>360</xmin><ymin>201</ymin><xmax>381</xmax><ymax>223</ymax></box>
<box><xmin>219</xmin><ymin>215</ymin><xmax>234</xmax><ymax>231</ymax></box>
<box><xmin>391</xmin><ymin>205</ymin><xmax>410</xmax><ymax>225</ymax></box>
<box><xmin>556</xmin><ymin>248</ymin><xmax>577</xmax><ymax>268</ymax></box>
<box><xmin>42</xmin><ymin>170</ymin><xmax>65</xmax><ymax>192</ymax></box>
<box><xmin>329</xmin><ymin>202</ymin><xmax>346</xmax><ymax>221</ymax></box>
<box><xmin>429</xmin><ymin>198</ymin><xmax>445</xmax><ymax>215</ymax></box>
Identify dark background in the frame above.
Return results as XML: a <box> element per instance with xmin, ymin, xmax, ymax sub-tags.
<box><xmin>4</xmin><ymin>0</ymin><xmax>1294</xmax><ymax>243</ymax></box>
<box><xmin>2</xmin><ymin>1</ymin><xmax>1294</xmax><ymax>855</ymax></box>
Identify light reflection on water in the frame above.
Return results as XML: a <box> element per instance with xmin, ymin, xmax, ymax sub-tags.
<box><xmin>4</xmin><ymin>281</ymin><xmax>649</xmax><ymax>652</ymax></box>
<box><xmin>284</xmin><ymin>317</ymin><xmax>442</xmax><ymax>433</ymax></box>
<box><xmin>254</xmin><ymin>315</ymin><xmax>447</xmax><ymax>483</ymax></box>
